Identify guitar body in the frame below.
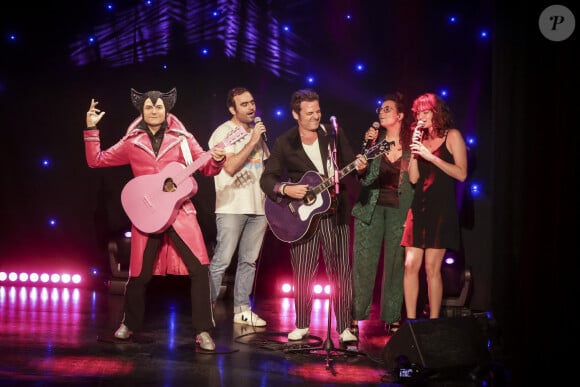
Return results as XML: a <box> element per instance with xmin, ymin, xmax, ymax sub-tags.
<box><xmin>121</xmin><ymin>162</ymin><xmax>198</xmax><ymax>234</ymax></box>
<box><xmin>265</xmin><ymin>138</ymin><xmax>394</xmax><ymax>243</ymax></box>
<box><xmin>120</xmin><ymin>126</ymin><xmax>248</xmax><ymax>234</ymax></box>
<box><xmin>264</xmin><ymin>171</ymin><xmax>330</xmax><ymax>243</ymax></box>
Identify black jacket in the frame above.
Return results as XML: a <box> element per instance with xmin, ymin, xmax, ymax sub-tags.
<box><xmin>260</xmin><ymin>124</ymin><xmax>357</xmax><ymax>226</ymax></box>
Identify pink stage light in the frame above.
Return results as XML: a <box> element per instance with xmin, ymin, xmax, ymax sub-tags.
<box><xmin>0</xmin><ymin>270</ymin><xmax>84</xmax><ymax>288</ymax></box>
<box><xmin>278</xmin><ymin>282</ymin><xmax>332</xmax><ymax>297</ymax></box>
<box><xmin>313</xmin><ymin>284</ymin><xmax>323</xmax><ymax>294</ymax></box>
<box><xmin>281</xmin><ymin>283</ymin><xmax>292</xmax><ymax>293</ymax></box>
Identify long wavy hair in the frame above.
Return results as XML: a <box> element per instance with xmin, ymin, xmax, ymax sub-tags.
<box><xmin>383</xmin><ymin>91</ymin><xmax>412</xmax><ymax>151</ymax></box>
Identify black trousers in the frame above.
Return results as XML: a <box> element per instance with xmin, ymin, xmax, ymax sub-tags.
<box><xmin>121</xmin><ymin>227</ymin><xmax>214</xmax><ymax>334</ymax></box>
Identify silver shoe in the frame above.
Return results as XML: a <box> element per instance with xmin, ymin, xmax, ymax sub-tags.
<box><xmin>114</xmin><ymin>323</ymin><xmax>133</xmax><ymax>340</ymax></box>
<box><xmin>196</xmin><ymin>331</ymin><xmax>216</xmax><ymax>351</ymax></box>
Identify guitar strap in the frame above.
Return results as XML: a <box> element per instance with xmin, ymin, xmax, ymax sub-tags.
<box><xmin>179</xmin><ymin>135</ymin><xmax>193</xmax><ymax>166</ymax></box>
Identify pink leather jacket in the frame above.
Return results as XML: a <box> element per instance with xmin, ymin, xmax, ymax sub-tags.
<box><xmin>84</xmin><ymin>114</ymin><xmax>223</xmax><ymax>276</ymax></box>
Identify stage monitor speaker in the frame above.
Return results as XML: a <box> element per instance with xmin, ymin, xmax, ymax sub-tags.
<box><xmin>382</xmin><ymin>316</ymin><xmax>490</xmax><ymax>375</ymax></box>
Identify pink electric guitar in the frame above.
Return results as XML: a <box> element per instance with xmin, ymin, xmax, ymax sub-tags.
<box><xmin>121</xmin><ymin>127</ymin><xmax>247</xmax><ymax>234</ymax></box>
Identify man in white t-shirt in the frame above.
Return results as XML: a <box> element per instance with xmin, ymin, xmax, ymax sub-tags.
<box><xmin>208</xmin><ymin>87</ymin><xmax>269</xmax><ymax>327</ymax></box>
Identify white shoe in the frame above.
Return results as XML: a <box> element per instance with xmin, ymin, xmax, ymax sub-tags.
<box><xmin>196</xmin><ymin>331</ymin><xmax>216</xmax><ymax>351</ymax></box>
<box><xmin>288</xmin><ymin>327</ymin><xmax>309</xmax><ymax>341</ymax></box>
<box><xmin>233</xmin><ymin>310</ymin><xmax>267</xmax><ymax>327</ymax></box>
<box><xmin>339</xmin><ymin>328</ymin><xmax>358</xmax><ymax>343</ymax></box>
<box><xmin>114</xmin><ymin>323</ymin><xmax>133</xmax><ymax>340</ymax></box>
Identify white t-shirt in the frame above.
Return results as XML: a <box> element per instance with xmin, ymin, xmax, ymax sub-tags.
<box><xmin>302</xmin><ymin>138</ymin><xmax>334</xmax><ymax>177</ymax></box>
<box><xmin>208</xmin><ymin>121</ymin><xmax>269</xmax><ymax>215</ymax></box>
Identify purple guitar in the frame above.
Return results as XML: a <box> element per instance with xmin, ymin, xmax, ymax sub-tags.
<box><xmin>121</xmin><ymin>127</ymin><xmax>247</xmax><ymax>234</ymax></box>
<box><xmin>265</xmin><ymin>138</ymin><xmax>393</xmax><ymax>243</ymax></box>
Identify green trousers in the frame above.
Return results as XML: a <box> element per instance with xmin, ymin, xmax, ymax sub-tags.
<box><xmin>352</xmin><ymin>205</ymin><xmax>406</xmax><ymax>324</ymax></box>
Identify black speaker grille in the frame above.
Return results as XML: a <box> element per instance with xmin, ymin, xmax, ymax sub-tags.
<box><xmin>383</xmin><ymin>316</ymin><xmax>491</xmax><ymax>373</ymax></box>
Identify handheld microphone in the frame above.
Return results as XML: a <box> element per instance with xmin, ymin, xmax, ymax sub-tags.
<box><xmin>412</xmin><ymin>120</ymin><xmax>426</xmax><ymax>142</ymax></box>
<box><xmin>330</xmin><ymin>116</ymin><xmax>338</xmax><ymax>133</ymax></box>
<box><xmin>255</xmin><ymin>116</ymin><xmax>266</xmax><ymax>142</ymax></box>
<box><xmin>362</xmin><ymin>121</ymin><xmax>381</xmax><ymax>151</ymax></box>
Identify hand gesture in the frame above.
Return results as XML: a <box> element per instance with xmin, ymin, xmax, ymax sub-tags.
<box><xmin>355</xmin><ymin>154</ymin><xmax>368</xmax><ymax>172</ymax></box>
<box><xmin>86</xmin><ymin>98</ymin><xmax>106</xmax><ymax>127</ymax></box>
<box><xmin>364</xmin><ymin>125</ymin><xmax>378</xmax><ymax>144</ymax></box>
<box><xmin>284</xmin><ymin>184</ymin><xmax>309</xmax><ymax>199</ymax></box>
<box><xmin>251</xmin><ymin>120</ymin><xmax>266</xmax><ymax>144</ymax></box>
<box><xmin>211</xmin><ymin>147</ymin><xmax>226</xmax><ymax>162</ymax></box>
<box><xmin>410</xmin><ymin>140</ymin><xmax>434</xmax><ymax>162</ymax></box>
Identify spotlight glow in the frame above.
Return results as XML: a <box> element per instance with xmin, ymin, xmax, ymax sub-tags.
<box><xmin>313</xmin><ymin>284</ymin><xmax>323</xmax><ymax>294</ymax></box>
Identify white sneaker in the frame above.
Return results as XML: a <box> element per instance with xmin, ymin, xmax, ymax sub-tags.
<box><xmin>114</xmin><ymin>323</ymin><xmax>133</xmax><ymax>340</ymax></box>
<box><xmin>233</xmin><ymin>310</ymin><xmax>267</xmax><ymax>327</ymax></box>
<box><xmin>339</xmin><ymin>328</ymin><xmax>358</xmax><ymax>343</ymax></box>
<box><xmin>288</xmin><ymin>327</ymin><xmax>309</xmax><ymax>341</ymax></box>
<box><xmin>196</xmin><ymin>331</ymin><xmax>216</xmax><ymax>351</ymax></box>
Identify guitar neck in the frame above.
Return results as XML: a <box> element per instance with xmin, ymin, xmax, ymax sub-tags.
<box><xmin>312</xmin><ymin>156</ymin><xmax>365</xmax><ymax>195</ymax></box>
<box><xmin>173</xmin><ymin>152</ymin><xmax>212</xmax><ymax>186</ymax></box>
<box><xmin>171</xmin><ymin>128</ymin><xmax>246</xmax><ymax>186</ymax></box>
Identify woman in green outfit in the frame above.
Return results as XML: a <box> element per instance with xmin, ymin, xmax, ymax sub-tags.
<box><xmin>351</xmin><ymin>92</ymin><xmax>414</xmax><ymax>336</ymax></box>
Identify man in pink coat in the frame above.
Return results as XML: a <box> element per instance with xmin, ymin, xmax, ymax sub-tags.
<box><xmin>84</xmin><ymin>88</ymin><xmax>226</xmax><ymax>351</ymax></box>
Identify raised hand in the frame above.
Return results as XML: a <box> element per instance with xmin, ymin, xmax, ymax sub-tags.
<box><xmin>86</xmin><ymin>98</ymin><xmax>106</xmax><ymax>128</ymax></box>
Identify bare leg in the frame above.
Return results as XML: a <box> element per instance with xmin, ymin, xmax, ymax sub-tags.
<box><xmin>403</xmin><ymin>247</ymin><xmax>424</xmax><ymax>319</ymax></box>
<box><xmin>424</xmin><ymin>248</ymin><xmax>446</xmax><ymax>319</ymax></box>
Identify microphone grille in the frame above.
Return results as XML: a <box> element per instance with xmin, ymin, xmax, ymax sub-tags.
<box><xmin>372</xmin><ymin>121</ymin><xmax>380</xmax><ymax>129</ymax></box>
<box><xmin>254</xmin><ymin>116</ymin><xmax>262</xmax><ymax>124</ymax></box>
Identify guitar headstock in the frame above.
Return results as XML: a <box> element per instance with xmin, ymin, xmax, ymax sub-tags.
<box><xmin>364</xmin><ymin>138</ymin><xmax>395</xmax><ymax>159</ymax></box>
<box><xmin>220</xmin><ymin>126</ymin><xmax>249</xmax><ymax>148</ymax></box>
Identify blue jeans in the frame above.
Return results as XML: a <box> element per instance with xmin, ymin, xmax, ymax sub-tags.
<box><xmin>209</xmin><ymin>214</ymin><xmax>267</xmax><ymax>313</ymax></box>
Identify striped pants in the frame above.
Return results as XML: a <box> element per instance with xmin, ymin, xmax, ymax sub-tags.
<box><xmin>289</xmin><ymin>217</ymin><xmax>352</xmax><ymax>334</ymax></box>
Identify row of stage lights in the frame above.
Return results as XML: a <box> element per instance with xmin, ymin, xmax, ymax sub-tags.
<box><xmin>280</xmin><ymin>282</ymin><xmax>331</xmax><ymax>297</ymax></box>
<box><xmin>0</xmin><ymin>271</ymin><xmax>84</xmax><ymax>287</ymax></box>
<box><xmin>0</xmin><ymin>269</ymin><xmax>333</xmax><ymax>297</ymax></box>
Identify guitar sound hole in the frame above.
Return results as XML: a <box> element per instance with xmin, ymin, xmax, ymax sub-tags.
<box><xmin>303</xmin><ymin>192</ymin><xmax>316</xmax><ymax>205</ymax></box>
<box><xmin>163</xmin><ymin>178</ymin><xmax>177</xmax><ymax>192</ymax></box>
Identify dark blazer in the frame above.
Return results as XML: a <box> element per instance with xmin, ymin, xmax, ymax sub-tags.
<box><xmin>260</xmin><ymin>124</ymin><xmax>357</xmax><ymax>226</ymax></box>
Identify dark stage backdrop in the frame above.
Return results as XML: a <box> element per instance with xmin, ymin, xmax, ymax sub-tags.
<box><xmin>0</xmin><ymin>1</ymin><xmax>493</xmax><ymax>302</ymax></box>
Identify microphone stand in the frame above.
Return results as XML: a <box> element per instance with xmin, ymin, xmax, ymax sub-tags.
<box><xmin>285</xmin><ymin>121</ymin><xmax>366</xmax><ymax>374</ymax></box>
<box><xmin>332</xmin><ymin>126</ymin><xmax>339</xmax><ymax>195</ymax></box>
<box><xmin>285</xmin><ymin>290</ymin><xmax>366</xmax><ymax>374</ymax></box>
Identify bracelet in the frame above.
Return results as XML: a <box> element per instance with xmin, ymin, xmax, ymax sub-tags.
<box><xmin>280</xmin><ymin>184</ymin><xmax>287</xmax><ymax>195</ymax></box>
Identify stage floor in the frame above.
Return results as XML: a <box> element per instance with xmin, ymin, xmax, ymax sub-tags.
<box><xmin>0</xmin><ymin>276</ymin><xmax>507</xmax><ymax>386</ymax></box>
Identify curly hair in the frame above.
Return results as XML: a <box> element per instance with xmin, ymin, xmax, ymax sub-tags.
<box><xmin>411</xmin><ymin>93</ymin><xmax>455</xmax><ymax>138</ymax></box>
<box><xmin>382</xmin><ymin>91</ymin><xmax>412</xmax><ymax>151</ymax></box>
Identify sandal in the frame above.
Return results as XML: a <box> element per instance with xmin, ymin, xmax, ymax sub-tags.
<box><xmin>386</xmin><ymin>321</ymin><xmax>400</xmax><ymax>335</ymax></box>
